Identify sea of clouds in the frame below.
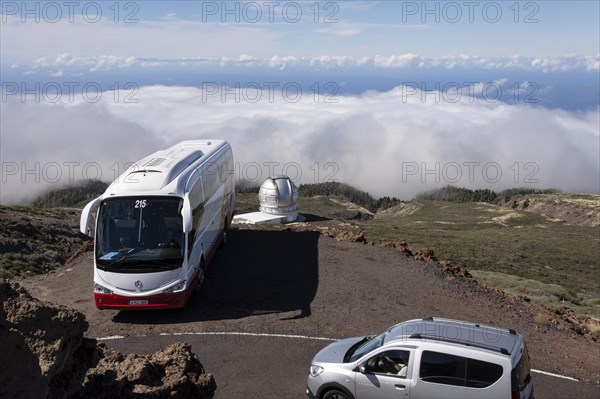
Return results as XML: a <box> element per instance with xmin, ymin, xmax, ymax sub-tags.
<box><xmin>1</xmin><ymin>84</ymin><xmax>598</xmax><ymax>204</ymax></box>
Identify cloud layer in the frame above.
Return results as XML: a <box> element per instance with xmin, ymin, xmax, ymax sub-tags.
<box><xmin>1</xmin><ymin>85</ymin><xmax>598</xmax><ymax>204</ymax></box>
<box><xmin>14</xmin><ymin>53</ymin><xmax>600</xmax><ymax>74</ymax></box>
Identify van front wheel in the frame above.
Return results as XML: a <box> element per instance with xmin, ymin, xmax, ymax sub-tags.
<box><xmin>323</xmin><ymin>390</ymin><xmax>350</xmax><ymax>399</ymax></box>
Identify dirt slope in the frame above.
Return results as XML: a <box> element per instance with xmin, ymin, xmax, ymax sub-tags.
<box><xmin>496</xmin><ymin>193</ymin><xmax>600</xmax><ymax>226</ymax></box>
<box><xmin>0</xmin><ymin>206</ymin><xmax>86</xmax><ymax>276</ymax></box>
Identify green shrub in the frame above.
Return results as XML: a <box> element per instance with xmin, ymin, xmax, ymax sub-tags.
<box><xmin>31</xmin><ymin>179</ymin><xmax>108</xmax><ymax>208</ymax></box>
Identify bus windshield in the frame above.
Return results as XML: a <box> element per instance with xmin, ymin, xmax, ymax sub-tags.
<box><xmin>95</xmin><ymin>197</ymin><xmax>185</xmax><ymax>273</ymax></box>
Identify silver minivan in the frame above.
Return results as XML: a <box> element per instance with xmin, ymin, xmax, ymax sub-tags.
<box><xmin>307</xmin><ymin>317</ymin><xmax>534</xmax><ymax>399</ymax></box>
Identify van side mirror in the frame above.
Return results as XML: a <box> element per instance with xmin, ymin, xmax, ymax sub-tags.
<box><xmin>359</xmin><ymin>365</ymin><xmax>367</xmax><ymax>374</ymax></box>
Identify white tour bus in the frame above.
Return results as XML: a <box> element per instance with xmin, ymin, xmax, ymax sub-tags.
<box><xmin>80</xmin><ymin>140</ymin><xmax>235</xmax><ymax>310</ymax></box>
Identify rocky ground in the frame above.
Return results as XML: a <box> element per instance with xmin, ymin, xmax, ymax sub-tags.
<box><xmin>12</xmin><ymin>230</ymin><xmax>600</xmax><ymax>398</ymax></box>
<box><xmin>2</xmin><ymin>200</ymin><xmax>599</xmax><ymax>398</ymax></box>
<box><xmin>0</xmin><ymin>282</ymin><xmax>216</xmax><ymax>399</ymax></box>
<box><xmin>496</xmin><ymin>193</ymin><xmax>600</xmax><ymax>226</ymax></box>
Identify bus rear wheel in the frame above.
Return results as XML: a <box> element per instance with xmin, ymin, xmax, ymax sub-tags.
<box><xmin>219</xmin><ymin>218</ymin><xmax>228</xmax><ymax>249</ymax></box>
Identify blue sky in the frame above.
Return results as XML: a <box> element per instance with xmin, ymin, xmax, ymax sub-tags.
<box><xmin>2</xmin><ymin>1</ymin><xmax>599</xmax><ymax>61</ymax></box>
<box><xmin>108</xmin><ymin>1</ymin><xmax>600</xmax><ymax>56</ymax></box>
<box><xmin>2</xmin><ymin>1</ymin><xmax>599</xmax><ymax>109</ymax></box>
<box><xmin>0</xmin><ymin>1</ymin><xmax>599</xmax><ymax>202</ymax></box>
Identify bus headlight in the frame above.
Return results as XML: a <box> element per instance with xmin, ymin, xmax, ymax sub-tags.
<box><xmin>163</xmin><ymin>280</ymin><xmax>186</xmax><ymax>293</ymax></box>
<box><xmin>94</xmin><ymin>283</ymin><xmax>113</xmax><ymax>294</ymax></box>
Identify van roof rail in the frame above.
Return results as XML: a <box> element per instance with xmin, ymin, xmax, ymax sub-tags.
<box><xmin>408</xmin><ymin>333</ymin><xmax>511</xmax><ymax>356</ymax></box>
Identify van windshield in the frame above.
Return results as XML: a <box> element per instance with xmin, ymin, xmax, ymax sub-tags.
<box><xmin>95</xmin><ymin>197</ymin><xmax>184</xmax><ymax>273</ymax></box>
<box><xmin>346</xmin><ymin>331</ymin><xmax>388</xmax><ymax>363</ymax></box>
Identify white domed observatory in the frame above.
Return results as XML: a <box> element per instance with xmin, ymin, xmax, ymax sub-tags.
<box><xmin>258</xmin><ymin>176</ymin><xmax>299</xmax><ymax>222</ymax></box>
<box><xmin>233</xmin><ymin>176</ymin><xmax>300</xmax><ymax>225</ymax></box>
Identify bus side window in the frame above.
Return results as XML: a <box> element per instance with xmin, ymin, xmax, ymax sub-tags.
<box><xmin>188</xmin><ymin>231</ymin><xmax>194</xmax><ymax>257</ymax></box>
<box><xmin>202</xmin><ymin>162</ymin><xmax>219</xmax><ymax>200</ymax></box>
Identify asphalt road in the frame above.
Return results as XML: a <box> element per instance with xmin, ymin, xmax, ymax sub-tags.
<box><xmin>103</xmin><ymin>333</ymin><xmax>599</xmax><ymax>399</ymax></box>
<box><xmin>20</xmin><ymin>229</ymin><xmax>600</xmax><ymax>398</ymax></box>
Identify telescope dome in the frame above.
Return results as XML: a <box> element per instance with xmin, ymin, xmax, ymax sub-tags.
<box><xmin>258</xmin><ymin>176</ymin><xmax>298</xmax><ymax>222</ymax></box>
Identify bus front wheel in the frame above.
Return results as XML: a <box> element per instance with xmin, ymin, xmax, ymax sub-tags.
<box><xmin>195</xmin><ymin>260</ymin><xmax>205</xmax><ymax>292</ymax></box>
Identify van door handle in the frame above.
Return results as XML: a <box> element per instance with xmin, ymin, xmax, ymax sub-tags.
<box><xmin>395</xmin><ymin>384</ymin><xmax>406</xmax><ymax>389</ymax></box>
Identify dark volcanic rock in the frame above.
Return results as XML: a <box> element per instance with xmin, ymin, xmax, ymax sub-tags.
<box><xmin>59</xmin><ymin>341</ymin><xmax>217</xmax><ymax>399</ymax></box>
<box><xmin>0</xmin><ymin>281</ymin><xmax>88</xmax><ymax>399</ymax></box>
<box><xmin>0</xmin><ymin>281</ymin><xmax>216</xmax><ymax>399</ymax></box>
<box><xmin>337</xmin><ymin>230</ymin><xmax>367</xmax><ymax>243</ymax></box>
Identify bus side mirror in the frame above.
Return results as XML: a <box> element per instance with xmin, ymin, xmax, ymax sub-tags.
<box><xmin>182</xmin><ymin>194</ymin><xmax>193</xmax><ymax>233</ymax></box>
<box><xmin>80</xmin><ymin>196</ymin><xmax>102</xmax><ymax>236</ymax></box>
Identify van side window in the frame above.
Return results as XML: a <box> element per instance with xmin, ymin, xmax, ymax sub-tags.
<box><xmin>419</xmin><ymin>351</ymin><xmax>466</xmax><ymax>387</ymax></box>
<box><xmin>466</xmin><ymin>357</ymin><xmax>504</xmax><ymax>388</ymax></box>
<box><xmin>420</xmin><ymin>351</ymin><xmax>502</xmax><ymax>388</ymax></box>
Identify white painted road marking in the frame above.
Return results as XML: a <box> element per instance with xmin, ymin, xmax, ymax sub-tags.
<box><xmin>531</xmin><ymin>368</ymin><xmax>579</xmax><ymax>382</ymax></box>
<box><xmin>159</xmin><ymin>331</ymin><xmax>337</xmax><ymax>341</ymax></box>
<box><xmin>97</xmin><ymin>335</ymin><xmax>126</xmax><ymax>341</ymax></box>
<box><xmin>97</xmin><ymin>331</ymin><xmax>336</xmax><ymax>342</ymax></box>
<box><xmin>96</xmin><ymin>331</ymin><xmax>581</xmax><ymax>382</ymax></box>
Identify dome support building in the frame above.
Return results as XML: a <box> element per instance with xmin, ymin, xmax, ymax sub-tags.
<box><xmin>233</xmin><ymin>176</ymin><xmax>300</xmax><ymax>225</ymax></box>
